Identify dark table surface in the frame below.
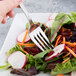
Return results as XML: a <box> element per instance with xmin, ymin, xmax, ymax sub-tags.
<box><xmin>0</xmin><ymin>0</ymin><xmax>76</xmax><ymax>50</ymax></box>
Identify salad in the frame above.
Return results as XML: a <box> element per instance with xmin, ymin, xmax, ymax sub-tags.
<box><xmin>1</xmin><ymin>12</ymin><xmax>76</xmax><ymax>76</ymax></box>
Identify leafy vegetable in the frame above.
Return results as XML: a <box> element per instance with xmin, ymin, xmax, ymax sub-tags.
<box><xmin>50</xmin><ymin>21</ymin><xmax>59</xmax><ymax>42</ymax></box>
<box><xmin>51</xmin><ymin>58</ymin><xmax>76</xmax><ymax>75</ymax></box>
<box><xmin>25</xmin><ymin>54</ymin><xmax>49</xmax><ymax>72</ymax></box>
<box><xmin>33</xmin><ymin>49</ymin><xmax>52</xmax><ymax>58</ymax></box>
<box><xmin>26</xmin><ymin>23</ymin><xmax>30</xmax><ymax>29</ymax></box>
<box><xmin>0</xmin><ymin>61</ymin><xmax>11</xmax><ymax>70</ymax></box>
<box><xmin>71</xmin><ymin>12</ymin><xmax>76</xmax><ymax>22</ymax></box>
<box><xmin>6</xmin><ymin>44</ymin><xmax>26</xmax><ymax>56</ymax></box>
<box><xmin>50</xmin><ymin>12</ymin><xmax>73</xmax><ymax>42</ymax></box>
<box><xmin>6</xmin><ymin>44</ymin><xmax>20</xmax><ymax>56</ymax></box>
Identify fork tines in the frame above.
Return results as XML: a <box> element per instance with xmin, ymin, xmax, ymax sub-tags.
<box><xmin>29</xmin><ymin>26</ymin><xmax>53</xmax><ymax>51</ymax></box>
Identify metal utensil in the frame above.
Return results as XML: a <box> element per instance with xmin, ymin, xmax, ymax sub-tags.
<box><xmin>20</xmin><ymin>3</ymin><xmax>53</xmax><ymax>51</ymax></box>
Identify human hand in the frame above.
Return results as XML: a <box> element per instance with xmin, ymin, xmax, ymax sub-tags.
<box><xmin>0</xmin><ymin>0</ymin><xmax>22</xmax><ymax>24</ymax></box>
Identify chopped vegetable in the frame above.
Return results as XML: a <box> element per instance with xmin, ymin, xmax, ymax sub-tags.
<box><xmin>63</xmin><ymin>37</ymin><xmax>65</xmax><ymax>44</ymax></box>
<box><xmin>62</xmin><ymin>57</ymin><xmax>70</xmax><ymax>63</ymax></box>
<box><xmin>63</xmin><ymin>52</ymin><xmax>70</xmax><ymax>58</ymax></box>
<box><xmin>18</xmin><ymin>42</ymin><xmax>35</xmax><ymax>47</ymax></box>
<box><xmin>55</xmin><ymin>35</ymin><xmax>62</xmax><ymax>47</ymax></box>
<box><xmin>33</xmin><ymin>49</ymin><xmax>52</xmax><ymax>58</ymax></box>
<box><xmin>67</xmin><ymin>42</ymin><xmax>76</xmax><ymax>47</ymax></box>
<box><xmin>44</xmin><ymin>29</ymin><xmax>46</xmax><ymax>33</ymax></box>
<box><xmin>8</xmin><ymin>51</ymin><xmax>27</xmax><ymax>69</ymax></box>
<box><xmin>18</xmin><ymin>44</ymin><xmax>28</xmax><ymax>54</ymax></box>
<box><xmin>66</xmin><ymin>46</ymin><xmax>76</xmax><ymax>58</ymax></box>
<box><xmin>16</xmin><ymin>31</ymin><xmax>31</xmax><ymax>43</ymax></box>
<box><xmin>45</xmin><ymin>44</ymin><xmax>65</xmax><ymax>61</ymax></box>
<box><xmin>57</xmin><ymin>74</ymin><xmax>64</xmax><ymax>76</ymax></box>
<box><xmin>62</xmin><ymin>42</ymin><xmax>76</xmax><ymax>47</ymax></box>
<box><xmin>22</xmin><ymin>29</ymin><xmax>28</xmax><ymax>43</ymax></box>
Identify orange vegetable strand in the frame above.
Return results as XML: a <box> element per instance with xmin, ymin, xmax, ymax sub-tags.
<box><xmin>55</xmin><ymin>35</ymin><xmax>62</xmax><ymax>47</ymax></box>
<box><xmin>63</xmin><ymin>37</ymin><xmax>65</xmax><ymax>44</ymax></box>
<box><xmin>66</xmin><ymin>46</ymin><xmax>76</xmax><ymax>58</ymax></box>
<box><xmin>57</xmin><ymin>74</ymin><xmax>64</xmax><ymax>76</ymax></box>
<box><xmin>22</xmin><ymin>29</ymin><xmax>28</xmax><ymax>43</ymax></box>
<box><xmin>18</xmin><ymin>42</ymin><xmax>35</xmax><ymax>47</ymax></box>
<box><xmin>64</xmin><ymin>42</ymin><xmax>76</xmax><ymax>47</ymax></box>
<box><xmin>18</xmin><ymin>44</ymin><xmax>28</xmax><ymax>54</ymax></box>
<box><xmin>44</xmin><ymin>29</ymin><xmax>46</xmax><ymax>33</ymax></box>
<box><xmin>62</xmin><ymin>57</ymin><xmax>70</xmax><ymax>63</ymax></box>
<box><xmin>63</xmin><ymin>52</ymin><xmax>70</xmax><ymax>58</ymax></box>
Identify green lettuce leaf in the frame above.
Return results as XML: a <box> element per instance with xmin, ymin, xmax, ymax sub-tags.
<box><xmin>0</xmin><ymin>61</ymin><xmax>11</xmax><ymax>70</ymax></box>
<box><xmin>71</xmin><ymin>12</ymin><xmax>76</xmax><ymax>22</ymax></box>
<box><xmin>6</xmin><ymin>44</ymin><xmax>20</xmax><ymax>56</ymax></box>
<box><xmin>25</xmin><ymin>54</ymin><xmax>45</xmax><ymax>70</ymax></box>
<box><xmin>50</xmin><ymin>12</ymin><xmax>73</xmax><ymax>42</ymax></box>
<box><xmin>33</xmin><ymin>49</ymin><xmax>52</xmax><ymax>58</ymax></box>
<box><xmin>51</xmin><ymin>58</ymin><xmax>76</xmax><ymax>75</ymax></box>
<box><xmin>6</xmin><ymin>44</ymin><xmax>26</xmax><ymax>56</ymax></box>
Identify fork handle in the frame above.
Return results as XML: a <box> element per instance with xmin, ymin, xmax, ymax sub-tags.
<box><xmin>20</xmin><ymin>3</ymin><xmax>33</xmax><ymax>25</ymax></box>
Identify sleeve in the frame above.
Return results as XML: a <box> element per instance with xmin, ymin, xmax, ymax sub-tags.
<box><xmin>0</xmin><ymin>15</ymin><xmax>3</xmax><ymax>23</ymax></box>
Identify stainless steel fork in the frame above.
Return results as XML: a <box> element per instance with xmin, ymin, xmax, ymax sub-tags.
<box><xmin>20</xmin><ymin>3</ymin><xmax>53</xmax><ymax>51</ymax></box>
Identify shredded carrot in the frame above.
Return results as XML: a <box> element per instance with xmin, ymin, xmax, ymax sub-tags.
<box><xmin>44</xmin><ymin>29</ymin><xmax>46</xmax><ymax>33</ymax></box>
<box><xmin>57</xmin><ymin>74</ymin><xmax>64</xmax><ymax>76</ymax></box>
<box><xmin>62</xmin><ymin>57</ymin><xmax>70</xmax><ymax>63</ymax></box>
<box><xmin>70</xmin><ymin>32</ymin><xmax>72</xmax><ymax>36</ymax></box>
<box><xmin>63</xmin><ymin>37</ymin><xmax>65</xmax><ymax>44</ymax></box>
<box><xmin>63</xmin><ymin>48</ymin><xmax>75</xmax><ymax>58</ymax></box>
<box><xmin>22</xmin><ymin>29</ymin><xmax>28</xmax><ymax>43</ymax></box>
<box><xmin>55</xmin><ymin>35</ymin><xmax>62</xmax><ymax>47</ymax></box>
<box><xmin>18</xmin><ymin>42</ymin><xmax>35</xmax><ymax>47</ymax></box>
<box><xmin>63</xmin><ymin>52</ymin><xmax>70</xmax><ymax>58</ymax></box>
<box><xmin>66</xmin><ymin>46</ymin><xmax>76</xmax><ymax>58</ymax></box>
<box><xmin>18</xmin><ymin>44</ymin><xmax>28</xmax><ymax>54</ymax></box>
<box><xmin>62</xmin><ymin>42</ymin><xmax>76</xmax><ymax>47</ymax></box>
<box><xmin>72</xmin><ymin>48</ymin><xmax>75</xmax><ymax>51</ymax></box>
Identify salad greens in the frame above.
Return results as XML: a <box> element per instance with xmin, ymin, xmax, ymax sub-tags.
<box><xmin>1</xmin><ymin>12</ymin><xmax>76</xmax><ymax>75</ymax></box>
<box><xmin>50</xmin><ymin>12</ymin><xmax>76</xmax><ymax>42</ymax></box>
<box><xmin>71</xmin><ymin>12</ymin><xmax>76</xmax><ymax>22</ymax></box>
<box><xmin>25</xmin><ymin>54</ymin><xmax>48</xmax><ymax>72</ymax></box>
<box><xmin>51</xmin><ymin>58</ymin><xmax>76</xmax><ymax>75</ymax></box>
<box><xmin>33</xmin><ymin>49</ymin><xmax>52</xmax><ymax>58</ymax></box>
<box><xmin>0</xmin><ymin>61</ymin><xmax>11</xmax><ymax>70</ymax></box>
<box><xmin>6</xmin><ymin>44</ymin><xmax>27</xmax><ymax>56</ymax></box>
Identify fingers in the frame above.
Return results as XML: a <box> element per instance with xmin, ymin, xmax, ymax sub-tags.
<box><xmin>7</xmin><ymin>10</ymin><xmax>14</xmax><ymax>18</ymax></box>
<box><xmin>2</xmin><ymin>16</ymin><xmax>7</xmax><ymax>24</ymax></box>
<box><xmin>17</xmin><ymin>5</ymin><xmax>20</xmax><ymax>8</ymax></box>
<box><xmin>2</xmin><ymin>0</ymin><xmax>22</xmax><ymax>16</ymax></box>
<box><xmin>1</xmin><ymin>0</ymin><xmax>22</xmax><ymax>23</ymax></box>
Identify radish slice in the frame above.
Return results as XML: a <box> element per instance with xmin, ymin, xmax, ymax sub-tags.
<box><xmin>16</xmin><ymin>31</ymin><xmax>31</xmax><ymax>43</ymax></box>
<box><xmin>45</xmin><ymin>20</ymin><xmax>54</xmax><ymax>27</ymax></box>
<box><xmin>45</xmin><ymin>44</ymin><xmax>65</xmax><ymax>61</ymax></box>
<box><xmin>71</xmin><ymin>71</ymin><xmax>76</xmax><ymax>76</ymax></box>
<box><xmin>8</xmin><ymin>51</ymin><xmax>27</xmax><ymax>69</ymax></box>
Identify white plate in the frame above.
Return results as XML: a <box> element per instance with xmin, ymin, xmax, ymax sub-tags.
<box><xmin>0</xmin><ymin>13</ymin><xmax>69</xmax><ymax>76</ymax></box>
